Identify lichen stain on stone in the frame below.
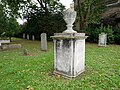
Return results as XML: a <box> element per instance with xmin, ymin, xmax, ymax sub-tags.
<box><xmin>63</xmin><ymin>39</ymin><xmax>71</xmax><ymax>48</ymax></box>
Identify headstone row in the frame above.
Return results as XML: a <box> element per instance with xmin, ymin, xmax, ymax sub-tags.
<box><xmin>23</xmin><ymin>33</ymin><xmax>48</xmax><ymax>51</ymax></box>
<box><xmin>23</xmin><ymin>33</ymin><xmax>35</xmax><ymax>41</ymax></box>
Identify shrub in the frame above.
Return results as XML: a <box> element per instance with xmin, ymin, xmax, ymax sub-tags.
<box><xmin>0</xmin><ymin>32</ymin><xmax>9</xmax><ymax>40</ymax></box>
<box><xmin>113</xmin><ymin>28</ymin><xmax>120</xmax><ymax>44</ymax></box>
<box><xmin>86</xmin><ymin>25</ymin><xmax>114</xmax><ymax>44</ymax></box>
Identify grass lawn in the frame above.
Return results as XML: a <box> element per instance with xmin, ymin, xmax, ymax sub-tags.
<box><xmin>0</xmin><ymin>38</ymin><xmax>120</xmax><ymax>90</ymax></box>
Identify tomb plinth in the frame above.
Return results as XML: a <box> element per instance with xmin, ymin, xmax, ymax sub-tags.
<box><xmin>51</xmin><ymin>33</ymin><xmax>88</xmax><ymax>78</ymax></box>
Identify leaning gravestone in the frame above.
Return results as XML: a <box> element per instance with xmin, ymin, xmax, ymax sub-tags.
<box><xmin>23</xmin><ymin>49</ymin><xmax>29</xmax><ymax>56</ymax></box>
<box><xmin>51</xmin><ymin>3</ymin><xmax>88</xmax><ymax>78</ymax></box>
<box><xmin>98</xmin><ymin>32</ymin><xmax>107</xmax><ymax>47</ymax></box>
<box><xmin>27</xmin><ymin>34</ymin><xmax>29</xmax><ymax>40</ymax></box>
<box><xmin>41</xmin><ymin>33</ymin><xmax>47</xmax><ymax>51</ymax></box>
<box><xmin>32</xmin><ymin>35</ymin><xmax>35</xmax><ymax>41</ymax></box>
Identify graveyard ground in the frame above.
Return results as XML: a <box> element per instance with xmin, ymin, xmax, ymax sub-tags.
<box><xmin>0</xmin><ymin>38</ymin><xmax>119</xmax><ymax>90</ymax></box>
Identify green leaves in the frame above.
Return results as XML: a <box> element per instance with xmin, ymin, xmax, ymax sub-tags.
<box><xmin>0</xmin><ymin>0</ymin><xmax>21</xmax><ymax>41</ymax></box>
<box><xmin>75</xmin><ymin>0</ymin><xmax>106</xmax><ymax>31</ymax></box>
<box><xmin>87</xmin><ymin>25</ymin><xmax>114</xmax><ymax>44</ymax></box>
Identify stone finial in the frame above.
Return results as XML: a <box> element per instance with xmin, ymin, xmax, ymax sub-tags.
<box><xmin>63</xmin><ymin>3</ymin><xmax>77</xmax><ymax>33</ymax></box>
<box><xmin>67</xmin><ymin>3</ymin><xmax>74</xmax><ymax>12</ymax></box>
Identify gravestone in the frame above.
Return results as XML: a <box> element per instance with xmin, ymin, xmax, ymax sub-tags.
<box><xmin>51</xmin><ymin>3</ymin><xmax>88</xmax><ymax>78</ymax></box>
<box><xmin>23</xmin><ymin>49</ymin><xmax>29</xmax><ymax>56</ymax></box>
<box><xmin>32</xmin><ymin>35</ymin><xmax>35</xmax><ymax>41</ymax></box>
<box><xmin>23</xmin><ymin>33</ymin><xmax>25</xmax><ymax>39</ymax></box>
<box><xmin>41</xmin><ymin>33</ymin><xmax>47</xmax><ymax>51</ymax></box>
<box><xmin>98</xmin><ymin>33</ymin><xmax>107</xmax><ymax>47</ymax></box>
<box><xmin>27</xmin><ymin>34</ymin><xmax>29</xmax><ymax>40</ymax></box>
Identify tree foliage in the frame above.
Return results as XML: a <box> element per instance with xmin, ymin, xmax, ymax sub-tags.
<box><xmin>5</xmin><ymin>17</ymin><xmax>21</xmax><ymax>41</ymax></box>
<box><xmin>23</xmin><ymin>12</ymin><xmax>66</xmax><ymax>39</ymax></box>
<box><xmin>86</xmin><ymin>25</ymin><xmax>114</xmax><ymax>44</ymax></box>
<box><xmin>35</xmin><ymin>0</ymin><xmax>65</xmax><ymax>13</ymax></box>
<box><xmin>0</xmin><ymin>0</ymin><xmax>21</xmax><ymax>41</ymax></box>
<box><xmin>20</xmin><ymin>0</ymin><xmax>66</xmax><ymax>39</ymax></box>
<box><xmin>0</xmin><ymin>4</ymin><xmax>6</xmax><ymax>32</ymax></box>
<box><xmin>74</xmin><ymin>0</ymin><xmax>106</xmax><ymax>32</ymax></box>
<box><xmin>0</xmin><ymin>0</ymin><xmax>66</xmax><ymax>40</ymax></box>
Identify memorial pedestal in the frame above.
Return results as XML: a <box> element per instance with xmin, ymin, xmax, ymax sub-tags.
<box><xmin>51</xmin><ymin>33</ymin><xmax>88</xmax><ymax>78</ymax></box>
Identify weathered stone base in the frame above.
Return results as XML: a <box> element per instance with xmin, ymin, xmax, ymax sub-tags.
<box><xmin>54</xmin><ymin>69</ymin><xmax>85</xmax><ymax>78</ymax></box>
<box><xmin>51</xmin><ymin>33</ymin><xmax>88</xmax><ymax>78</ymax></box>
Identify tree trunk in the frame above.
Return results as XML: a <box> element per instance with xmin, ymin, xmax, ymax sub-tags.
<box><xmin>9</xmin><ymin>36</ymin><xmax>12</xmax><ymax>42</ymax></box>
<box><xmin>77</xmin><ymin>0</ymin><xmax>86</xmax><ymax>33</ymax></box>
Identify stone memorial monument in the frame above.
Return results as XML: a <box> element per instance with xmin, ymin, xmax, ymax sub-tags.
<box><xmin>98</xmin><ymin>32</ymin><xmax>107</xmax><ymax>47</ymax></box>
<box><xmin>51</xmin><ymin>3</ymin><xmax>88</xmax><ymax>78</ymax></box>
<box><xmin>41</xmin><ymin>33</ymin><xmax>47</xmax><ymax>51</ymax></box>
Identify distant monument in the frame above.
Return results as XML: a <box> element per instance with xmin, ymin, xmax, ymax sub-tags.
<box><xmin>98</xmin><ymin>32</ymin><xmax>107</xmax><ymax>47</ymax></box>
<box><xmin>32</xmin><ymin>35</ymin><xmax>35</xmax><ymax>41</ymax></box>
<box><xmin>27</xmin><ymin>34</ymin><xmax>29</xmax><ymax>40</ymax></box>
<box><xmin>23</xmin><ymin>33</ymin><xmax>25</xmax><ymax>39</ymax></box>
<box><xmin>41</xmin><ymin>33</ymin><xmax>47</xmax><ymax>51</ymax></box>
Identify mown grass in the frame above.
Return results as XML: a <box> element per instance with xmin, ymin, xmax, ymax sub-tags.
<box><xmin>0</xmin><ymin>38</ymin><xmax>120</xmax><ymax>90</ymax></box>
